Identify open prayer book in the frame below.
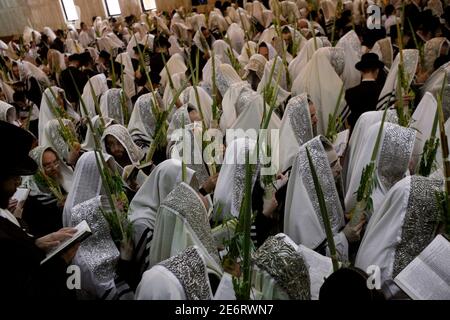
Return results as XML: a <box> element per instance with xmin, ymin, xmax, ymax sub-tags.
<box><xmin>12</xmin><ymin>188</ymin><xmax>30</xmax><ymax>203</ymax></box>
<box><xmin>333</xmin><ymin>129</ymin><xmax>350</xmax><ymax>158</ymax></box>
<box><xmin>40</xmin><ymin>220</ymin><xmax>92</xmax><ymax>265</ymax></box>
<box><xmin>394</xmin><ymin>235</ymin><xmax>450</xmax><ymax>300</ymax></box>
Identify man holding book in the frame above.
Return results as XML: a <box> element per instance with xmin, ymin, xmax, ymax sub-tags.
<box><xmin>0</xmin><ymin>121</ymin><xmax>79</xmax><ymax>299</ymax></box>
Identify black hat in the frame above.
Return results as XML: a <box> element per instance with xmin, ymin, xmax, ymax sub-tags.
<box><xmin>68</xmin><ymin>53</ymin><xmax>82</xmax><ymax>62</ymax></box>
<box><xmin>355</xmin><ymin>53</ymin><xmax>385</xmax><ymax>71</ymax></box>
<box><xmin>99</xmin><ymin>50</ymin><xmax>111</xmax><ymax>61</ymax></box>
<box><xmin>0</xmin><ymin>121</ymin><xmax>37</xmax><ymax>177</ymax></box>
<box><xmin>319</xmin><ymin>267</ymin><xmax>384</xmax><ymax>301</ymax></box>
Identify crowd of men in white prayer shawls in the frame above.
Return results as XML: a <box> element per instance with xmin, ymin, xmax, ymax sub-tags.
<box><xmin>1</xmin><ymin>0</ymin><xmax>450</xmax><ymax>301</ymax></box>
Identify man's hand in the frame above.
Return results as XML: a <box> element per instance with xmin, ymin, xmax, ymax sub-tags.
<box><xmin>201</xmin><ymin>173</ymin><xmax>219</xmax><ymax>194</ymax></box>
<box><xmin>263</xmin><ymin>195</ymin><xmax>278</xmax><ymax>219</ymax></box>
<box><xmin>343</xmin><ymin>216</ymin><xmax>366</xmax><ymax>243</ymax></box>
<box><xmin>8</xmin><ymin>199</ymin><xmax>18</xmax><ymax>212</ymax></box>
<box><xmin>61</xmin><ymin>243</ymin><xmax>80</xmax><ymax>264</ymax></box>
<box><xmin>35</xmin><ymin>228</ymin><xmax>77</xmax><ymax>253</ymax></box>
<box><xmin>120</xmin><ymin>239</ymin><xmax>134</xmax><ymax>261</ymax></box>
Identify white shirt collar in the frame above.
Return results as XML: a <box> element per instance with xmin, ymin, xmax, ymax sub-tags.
<box><xmin>0</xmin><ymin>208</ymin><xmax>20</xmax><ymax>227</ymax></box>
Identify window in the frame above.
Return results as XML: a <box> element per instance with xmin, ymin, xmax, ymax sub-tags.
<box><xmin>60</xmin><ymin>0</ymin><xmax>79</xmax><ymax>21</ymax></box>
<box><xmin>104</xmin><ymin>0</ymin><xmax>122</xmax><ymax>16</ymax></box>
<box><xmin>141</xmin><ymin>0</ymin><xmax>157</xmax><ymax>11</ymax></box>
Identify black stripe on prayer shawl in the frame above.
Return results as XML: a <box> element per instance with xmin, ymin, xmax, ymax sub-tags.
<box><xmin>101</xmin><ymin>287</ymin><xmax>114</xmax><ymax>300</ymax></box>
<box><xmin>377</xmin><ymin>91</ymin><xmax>396</xmax><ymax>110</ymax></box>
<box><xmin>135</xmin><ymin>228</ymin><xmax>153</xmax><ymax>275</ymax></box>
<box><xmin>339</xmin><ymin>103</ymin><xmax>351</xmax><ymax>124</ymax></box>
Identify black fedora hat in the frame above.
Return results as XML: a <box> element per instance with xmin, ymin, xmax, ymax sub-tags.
<box><xmin>355</xmin><ymin>53</ymin><xmax>385</xmax><ymax>71</ymax></box>
<box><xmin>0</xmin><ymin>121</ymin><xmax>37</xmax><ymax>177</ymax></box>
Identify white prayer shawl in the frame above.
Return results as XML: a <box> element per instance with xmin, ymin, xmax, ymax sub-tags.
<box><xmin>82</xmin><ymin>116</ymin><xmax>116</xmax><ymax>151</ymax></box>
<box><xmin>423</xmin><ymin>37</ymin><xmax>450</xmax><ymax>76</ymax></box>
<box><xmin>288</xmin><ymin>37</ymin><xmax>327</xmax><ymax>82</ymax></box>
<box><xmin>201</xmin><ymin>55</ymin><xmax>222</xmax><ymax>91</ymax></box>
<box><xmin>115</xmin><ymin>53</ymin><xmax>136</xmax><ymax>99</ymax></box>
<box><xmin>127</xmin><ymin>93</ymin><xmax>158</xmax><ymax>146</ymax></box>
<box><xmin>208</xmin><ymin>11</ymin><xmax>229</xmax><ymax>33</ymax></box>
<box><xmin>238</xmin><ymin>41</ymin><xmax>258</xmax><ymax>66</ymax></box>
<box><xmin>65</xmin><ymin>38</ymin><xmax>83</xmax><ymax>54</ymax></box>
<box><xmin>259</xmin><ymin>27</ymin><xmax>278</xmax><ymax>47</ymax></box>
<box><xmin>292</xmin><ymin>47</ymin><xmax>346</xmax><ymax>135</ymax></box>
<box><xmin>25</xmin><ymin>146</ymin><xmax>73</xmax><ymax>203</ymax></box>
<box><xmin>180</xmin><ymin>86</ymin><xmax>213</xmax><ymax>128</ymax></box>
<box><xmin>280</xmin><ymin>1</ymin><xmax>301</xmax><ymax>23</ymax></box>
<box><xmin>370</xmin><ymin>37</ymin><xmax>393</xmax><ymax>69</ymax></box>
<box><xmin>41</xmin><ymin>118</ymin><xmax>76</xmax><ymax>169</ymax></box>
<box><xmin>23</xmin><ymin>26</ymin><xmax>41</xmax><ymax>45</ymax></box>
<box><xmin>243</xmin><ymin>53</ymin><xmax>267</xmax><ymax>82</ymax></box>
<box><xmin>43</xmin><ymin>27</ymin><xmax>57</xmax><ymax>42</ymax></box>
<box><xmin>39</xmin><ymin>86</ymin><xmax>80</xmax><ymax>145</ymax></box>
<box><xmin>343</xmin><ymin>110</ymin><xmax>399</xmax><ymax>193</ymax></box>
<box><xmin>149</xmin><ymin>183</ymin><xmax>222</xmax><ymax>274</ymax></box>
<box><xmin>284</xmin><ymin>136</ymin><xmax>348</xmax><ymax>260</ymax></box>
<box><xmin>0</xmin><ymin>101</ymin><xmax>16</xmax><ymax>124</ymax></box>
<box><xmin>227</xmin><ymin>23</ymin><xmax>245</xmax><ymax>55</ymax></box>
<box><xmin>214</xmin><ymin>138</ymin><xmax>258</xmax><ymax>220</ymax></box>
<box><xmin>63</xmin><ymin>151</ymin><xmax>115</xmax><ymax>227</ymax></box>
<box><xmin>168</xmin><ymin>35</ymin><xmax>184</xmax><ymax>56</ymax></box>
<box><xmin>221</xmin><ymin>84</ymin><xmax>281</xmax><ymax>134</ymax></box>
<box><xmin>257</xmin><ymin>56</ymin><xmax>291</xmax><ymax>105</ymax></box>
<box><xmin>127</xmin><ymin>26</ymin><xmax>155</xmax><ymax>57</ymax></box>
<box><xmin>128</xmin><ymin>160</ymin><xmax>195</xmax><ymax>273</ymax></box>
<box><xmin>79</xmin><ymin>30</ymin><xmax>95</xmax><ymax>48</ymax></box>
<box><xmin>215</xmin><ymin>63</ymin><xmax>243</xmax><ymax>97</ymax></box>
<box><xmin>137</xmin><ymin>246</ymin><xmax>217</xmax><ymax>300</ymax></box>
<box><xmin>212</xmin><ymin>40</ymin><xmax>239</xmax><ymax>67</ymax></box>
<box><xmin>0</xmin><ymin>80</ymin><xmax>15</xmax><ymax>103</ymax></box>
<box><xmin>101</xmin><ymin>124</ymin><xmax>144</xmax><ymax>166</ymax></box>
<box><xmin>251</xmin><ymin>234</ymin><xmax>312</xmax><ymax>300</ymax></box>
<box><xmin>377</xmin><ymin>49</ymin><xmax>419</xmax><ymax>110</ymax></box>
<box><xmin>162</xmin><ymin>72</ymin><xmax>186</xmax><ymax>117</ymax></box>
<box><xmin>355</xmin><ymin>176</ymin><xmax>443</xmax><ymax>284</ymax></box>
<box><xmin>97</xmin><ymin>31</ymin><xmax>124</xmax><ymax>53</ymax></box>
<box><xmin>81</xmin><ymin>74</ymin><xmax>108</xmax><ymax>118</ymax></box>
<box><xmin>70</xmin><ymin>196</ymin><xmax>133</xmax><ymax>300</ymax></box>
<box><xmin>335</xmin><ymin>30</ymin><xmax>362</xmax><ymax>90</ymax></box>
<box><xmin>99</xmin><ymin>88</ymin><xmax>130</xmax><ymax>125</ymax></box>
<box><xmin>273</xmin><ymin>94</ymin><xmax>314</xmax><ymax>174</ymax></box>
<box><xmin>159</xmin><ymin>53</ymin><xmax>187</xmax><ymax>89</ymax></box>
<box><xmin>344</xmin><ymin>122</ymin><xmax>416</xmax><ymax>215</ymax></box>
<box><xmin>409</xmin><ymin>92</ymin><xmax>438</xmax><ymax>169</ymax></box>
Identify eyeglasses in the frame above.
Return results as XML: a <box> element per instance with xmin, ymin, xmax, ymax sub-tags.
<box><xmin>43</xmin><ymin>160</ymin><xmax>60</xmax><ymax>171</ymax></box>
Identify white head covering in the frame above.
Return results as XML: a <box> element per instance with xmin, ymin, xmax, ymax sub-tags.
<box><xmin>215</xmin><ymin>63</ymin><xmax>243</xmax><ymax>97</ymax></box>
<box><xmin>0</xmin><ymin>80</ymin><xmax>15</xmax><ymax>103</ymax></box>
<box><xmin>345</xmin><ymin>122</ymin><xmax>416</xmax><ymax>215</ymax></box>
<box><xmin>43</xmin><ymin>27</ymin><xmax>57</xmax><ymax>42</ymax></box>
<box><xmin>238</xmin><ymin>41</ymin><xmax>258</xmax><ymax>66</ymax></box>
<box><xmin>377</xmin><ymin>49</ymin><xmax>419</xmax><ymax>110</ymax></box>
<box><xmin>149</xmin><ymin>183</ymin><xmax>222</xmax><ymax>273</ymax></box>
<box><xmin>252</xmin><ymin>234</ymin><xmax>311</xmax><ymax>300</ymax></box>
<box><xmin>81</xmin><ymin>74</ymin><xmax>109</xmax><ymax>118</ymax></box>
<box><xmin>214</xmin><ymin>137</ymin><xmax>258</xmax><ymax>220</ymax></box>
<box><xmin>289</xmin><ymin>37</ymin><xmax>328</xmax><ymax>81</ymax></box>
<box><xmin>25</xmin><ymin>146</ymin><xmax>73</xmax><ymax>198</ymax></box>
<box><xmin>335</xmin><ymin>30</ymin><xmax>362</xmax><ymax>90</ymax></box>
<box><xmin>212</xmin><ymin>40</ymin><xmax>239</xmax><ymax>66</ymax></box>
<box><xmin>355</xmin><ymin>176</ymin><xmax>443</xmax><ymax>284</ymax></box>
<box><xmin>343</xmin><ymin>110</ymin><xmax>399</xmax><ymax>192</ymax></box>
<box><xmin>63</xmin><ymin>151</ymin><xmax>115</xmax><ymax>227</ymax></box>
<box><xmin>137</xmin><ymin>246</ymin><xmax>217</xmax><ymax>300</ymax></box>
<box><xmin>41</xmin><ymin>118</ymin><xmax>77</xmax><ymax>166</ymax></box>
<box><xmin>273</xmin><ymin>94</ymin><xmax>313</xmax><ymax>174</ymax></box>
<box><xmin>0</xmin><ymin>101</ymin><xmax>16</xmax><ymax>124</ymax></box>
<box><xmin>180</xmin><ymin>86</ymin><xmax>213</xmax><ymax>128</ymax></box>
<box><xmin>257</xmin><ymin>56</ymin><xmax>291</xmax><ymax>105</ymax></box>
<box><xmin>159</xmin><ymin>53</ymin><xmax>187</xmax><ymax>89</ymax></box>
<box><xmin>101</xmin><ymin>124</ymin><xmax>144</xmax><ymax>166</ymax></box>
<box><xmin>127</xmin><ymin>93</ymin><xmax>157</xmax><ymax>146</ymax></box>
<box><xmin>82</xmin><ymin>116</ymin><xmax>116</xmax><ymax>151</ymax></box>
<box><xmin>423</xmin><ymin>37</ymin><xmax>450</xmax><ymax>75</ymax></box>
<box><xmin>292</xmin><ymin>47</ymin><xmax>346</xmax><ymax>135</ymax></box>
<box><xmin>39</xmin><ymin>87</ymin><xmax>80</xmax><ymax>145</ymax></box>
<box><xmin>99</xmin><ymin>88</ymin><xmax>130</xmax><ymax>125</ymax></box>
<box><xmin>226</xmin><ymin>23</ymin><xmax>245</xmax><ymax>54</ymax></box>
<box><xmin>284</xmin><ymin>136</ymin><xmax>346</xmax><ymax>254</ymax></box>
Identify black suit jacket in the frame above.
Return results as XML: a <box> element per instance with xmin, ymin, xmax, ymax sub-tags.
<box><xmin>345</xmin><ymin>80</ymin><xmax>383</xmax><ymax>129</ymax></box>
<box><xmin>0</xmin><ymin>217</ymin><xmax>75</xmax><ymax>299</ymax></box>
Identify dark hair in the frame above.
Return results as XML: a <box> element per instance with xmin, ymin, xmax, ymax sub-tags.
<box><xmin>385</xmin><ymin>4</ymin><xmax>395</xmax><ymax>16</ymax></box>
<box><xmin>13</xmin><ymin>91</ymin><xmax>26</xmax><ymax>102</ymax></box>
<box><xmin>434</xmin><ymin>55</ymin><xmax>450</xmax><ymax>71</ymax></box>
<box><xmin>258</xmin><ymin>42</ymin><xmax>268</xmax><ymax>50</ymax></box>
<box><xmin>282</xmin><ymin>26</ymin><xmax>290</xmax><ymax>34</ymax></box>
<box><xmin>201</xmin><ymin>26</ymin><xmax>208</xmax><ymax>33</ymax></box>
<box><xmin>80</xmin><ymin>22</ymin><xmax>86</xmax><ymax>28</ymax></box>
<box><xmin>92</xmin><ymin>16</ymin><xmax>97</xmax><ymax>23</ymax></box>
<box><xmin>215</xmin><ymin>1</ymin><xmax>222</xmax><ymax>10</ymax></box>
